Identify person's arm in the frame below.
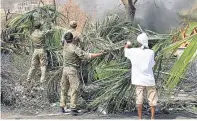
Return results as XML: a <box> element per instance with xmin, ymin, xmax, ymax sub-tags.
<box><xmin>61</xmin><ymin>31</ymin><xmax>66</xmax><ymax>42</ymax></box>
<box><xmin>124</xmin><ymin>41</ymin><xmax>132</xmax><ymax>58</ymax></box>
<box><xmin>124</xmin><ymin>43</ymin><xmax>129</xmax><ymax>48</ymax></box>
<box><xmin>61</xmin><ymin>40</ymin><xmax>65</xmax><ymax>46</ymax></box>
<box><xmin>75</xmin><ymin>47</ymin><xmax>104</xmax><ymax>60</ymax></box>
<box><xmin>90</xmin><ymin>52</ymin><xmax>104</xmax><ymax>58</ymax></box>
<box><xmin>124</xmin><ymin>41</ymin><xmax>132</xmax><ymax>48</ymax></box>
<box><xmin>74</xmin><ymin>47</ymin><xmax>91</xmax><ymax>60</ymax></box>
<box><xmin>60</xmin><ymin>31</ymin><xmax>67</xmax><ymax>46</ymax></box>
<box><xmin>151</xmin><ymin>52</ymin><xmax>156</xmax><ymax>67</ymax></box>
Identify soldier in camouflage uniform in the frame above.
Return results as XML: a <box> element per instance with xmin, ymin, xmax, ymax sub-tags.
<box><xmin>60</xmin><ymin>32</ymin><xmax>104</xmax><ymax>115</ymax></box>
<box><xmin>61</xmin><ymin>21</ymin><xmax>82</xmax><ymax>47</ymax></box>
<box><xmin>26</xmin><ymin>22</ymin><xmax>51</xmax><ymax>87</ymax></box>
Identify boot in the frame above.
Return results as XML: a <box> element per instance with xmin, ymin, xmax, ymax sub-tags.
<box><xmin>70</xmin><ymin>108</ymin><xmax>79</xmax><ymax>116</ymax></box>
<box><xmin>61</xmin><ymin>107</ymin><xmax>66</xmax><ymax>113</ymax></box>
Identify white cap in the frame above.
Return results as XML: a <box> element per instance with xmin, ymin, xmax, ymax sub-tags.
<box><xmin>137</xmin><ymin>33</ymin><xmax>149</xmax><ymax>48</ymax></box>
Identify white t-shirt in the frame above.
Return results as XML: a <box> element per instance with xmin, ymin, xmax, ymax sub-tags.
<box><xmin>124</xmin><ymin>48</ymin><xmax>156</xmax><ymax>86</ymax></box>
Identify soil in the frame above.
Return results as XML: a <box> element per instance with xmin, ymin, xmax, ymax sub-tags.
<box><xmin>1</xmin><ymin>104</ymin><xmax>197</xmax><ymax>119</ymax></box>
<box><xmin>1</xmin><ymin>55</ymin><xmax>197</xmax><ymax>120</ymax></box>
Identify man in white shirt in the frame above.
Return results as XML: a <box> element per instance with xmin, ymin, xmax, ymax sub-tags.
<box><xmin>124</xmin><ymin>33</ymin><xmax>158</xmax><ymax>119</ymax></box>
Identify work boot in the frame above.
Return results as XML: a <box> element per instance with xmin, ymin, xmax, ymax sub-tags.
<box><xmin>70</xmin><ymin>109</ymin><xmax>79</xmax><ymax>116</ymax></box>
<box><xmin>61</xmin><ymin>107</ymin><xmax>66</xmax><ymax>113</ymax></box>
<box><xmin>61</xmin><ymin>107</ymin><xmax>71</xmax><ymax>114</ymax></box>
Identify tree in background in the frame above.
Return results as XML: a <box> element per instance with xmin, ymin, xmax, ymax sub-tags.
<box><xmin>59</xmin><ymin>0</ymin><xmax>88</xmax><ymax>33</ymax></box>
<box><xmin>121</xmin><ymin>0</ymin><xmax>137</xmax><ymax>21</ymax></box>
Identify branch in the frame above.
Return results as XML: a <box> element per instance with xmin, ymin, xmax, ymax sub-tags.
<box><xmin>154</xmin><ymin>70</ymin><xmax>192</xmax><ymax>81</ymax></box>
<box><xmin>39</xmin><ymin>0</ymin><xmax>44</xmax><ymax>7</ymax></box>
<box><xmin>134</xmin><ymin>0</ymin><xmax>138</xmax><ymax>5</ymax></box>
<box><xmin>138</xmin><ymin>24</ymin><xmax>143</xmax><ymax>32</ymax></box>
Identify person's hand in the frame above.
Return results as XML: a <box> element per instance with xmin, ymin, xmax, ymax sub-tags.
<box><xmin>124</xmin><ymin>41</ymin><xmax>132</xmax><ymax>48</ymax></box>
<box><xmin>127</xmin><ymin>41</ymin><xmax>131</xmax><ymax>45</ymax></box>
<box><xmin>100</xmin><ymin>50</ymin><xmax>108</xmax><ymax>54</ymax></box>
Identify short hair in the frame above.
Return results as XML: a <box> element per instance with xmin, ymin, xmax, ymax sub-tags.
<box><xmin>64</xmin><ymin>32</ymin><xmax>73</xmax><ymax>43</ymax></box>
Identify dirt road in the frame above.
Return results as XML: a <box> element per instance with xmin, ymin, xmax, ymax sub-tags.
<box><xmin>1</xmin><ymin>105</ymin><xmax>197</xmax><ymax>119</ymax></box>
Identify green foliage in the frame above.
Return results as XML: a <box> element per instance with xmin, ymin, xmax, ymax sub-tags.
<box><xmin>82</xmin><ymin>15</ymin><xmax>197</xmax><ymax>112</ymax></box>
<box><xmin>81</xmin><ymin>14</ymin><xmax>172</xmax><ymax>112</ymax></box>
<box><xmin>2</xmin><ymin>5</ymin><xmax>66</xmax><ymax>67</ymax></box>
<box><xmin>163</xmin><ymin>34</ymin><xmax>197</xmax><ymax>91</ymax></box>
<box><xmin>186</xmin><ymin>22</ymin><xmax>197</xmax><ymax>35</ymax></box>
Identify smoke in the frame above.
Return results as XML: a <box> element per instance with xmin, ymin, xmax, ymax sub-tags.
<box><xmin>1</xmin><ymin>0</ymin><xmax>196</xmax><ymax>33</ymax></box>
<box><xmin>70</xmin><ymin>0</ymin><xmax>196</xmax><ymax>33</ymax></box>
<box><xmin>135</xmin><ymin>0</ymin><xmax>196</xmax><ymax>33</ymax></box>
<box><xmin>74</xmin><ymin>0</ymin><xmax>123</xmax><ymax>19</ymax></box>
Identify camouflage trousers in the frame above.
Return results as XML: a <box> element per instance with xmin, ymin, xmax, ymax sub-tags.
<box><xmin>60</xmin><ymin>66</ymin><xmax>81</xmax><ymax>109</ymax></box>
<box><xmin>27</xmin><ymin>48</ymin><xmax>47</xmax><ymax>84</ymax></box>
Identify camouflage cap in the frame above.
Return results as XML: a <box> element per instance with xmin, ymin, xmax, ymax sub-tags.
<box><xmin>69</xmin><ymin>21</ymin><xmax>77</xmax><ymax>28</ymax></box>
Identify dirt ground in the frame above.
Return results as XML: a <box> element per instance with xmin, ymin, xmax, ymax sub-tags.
<box><xmin>1</xmin><ymin>105</ymin><xmax>197</xmax><ymax>120</ymax></box>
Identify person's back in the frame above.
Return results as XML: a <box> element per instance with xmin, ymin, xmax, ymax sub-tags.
<box><xmin>27</xmin><ymin>22</ymin><xmax>48</xmax><ymax>87</ymax></box>
<box><xmin>31</xmin><ymin>29</ymin><xmax>45</xmax><ymax>48</ymax></box>
<box><xmin>125</xmin><ymin>48</ymin><xmax>155</xmax><ymax>86</ymax></box>
<box><xmin>62</xmin><ymin>43</ymin><xmax>88</xmax><ymax>68</ymax></box>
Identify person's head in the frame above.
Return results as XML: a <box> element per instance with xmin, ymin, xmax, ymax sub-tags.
<box><xmin>64</xmin><ymin>32</ymin><xmax>73</xmax><ymax>43</ymax></box>
<box><xmin>137</xmin><ymin>33</ymin><xmax>149</xmax><ymax>49</ymax></box>
<box><xmin>34</xmin><ymin>22</ymin><xmax>42</xmax><ymax>29</ymax></box>
<box><xmin>69</xmin><ymin>21</ymin><xmax>77</xmax><ymax>29</ymax></box>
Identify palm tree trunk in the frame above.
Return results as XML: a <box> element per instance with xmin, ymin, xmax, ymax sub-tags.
<box><xmin>53</xmin><ymin>0</ymin><xmax>56</xmax><ymax>9</ymax></box>
<box><xmin>121</xmin><ymin>0</ymin><xmax>137</xmax><ymax>22</ymax></box>
<box><xmin>52</xmin><ymin>0</ymin><xmax>57</xmax><ymax>24</ymax></box>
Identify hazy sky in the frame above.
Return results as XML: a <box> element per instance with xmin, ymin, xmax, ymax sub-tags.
<box><xmin>134</xmin><ymin>0</ymin><xmax>195</xmax><ymax>33</ymax></box>
<box><xmin>69</xmin><ymin>0</ymin><xmax>195</xmax><ymax>33</ymax></box>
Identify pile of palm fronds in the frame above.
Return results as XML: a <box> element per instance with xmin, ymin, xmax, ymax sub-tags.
<box><xmin>80</xmin><ymin>14</ymin><xmax>173</xmax><ymax>112</ymax></box>
<box><xmin>80</xmin><ymin>14</ymin><xmax>197</xmax><ymax>112</ymax></box>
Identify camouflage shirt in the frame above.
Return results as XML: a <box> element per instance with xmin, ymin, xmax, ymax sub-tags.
<box><xmin>63</xmin><ymin>43</ymin><xmax>90</xmax><ymax>68</ymax></box>
<box><xmin>31</xmin><ymin>29</ymin><xmax>46</xmax><ymax>48</ymax></box>
<box><xmin>31</xmin><ymin>29</ymin><xmax>52</xmax><ymax>48</ymax></box>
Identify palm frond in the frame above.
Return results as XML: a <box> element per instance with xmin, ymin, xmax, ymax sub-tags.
<box><xmin>163</xmin><ymin>34</ymin><xmax>197</xmax><ymax>91</ymax></box>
